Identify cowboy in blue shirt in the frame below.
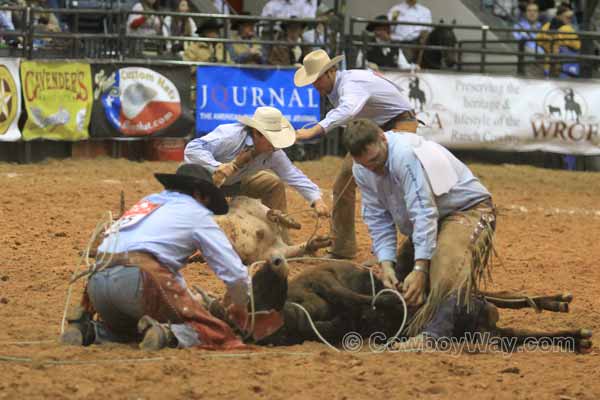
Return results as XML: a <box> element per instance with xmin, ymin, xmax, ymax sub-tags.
<box><xmin>345</xmin><ymin>119</ymin><xmax>496</xmax><ymax>347</ymax></box>
<box><xmin>61</xmin><ymin>164</ymin><xmax>250</xmax><ymax>350</ymax></box>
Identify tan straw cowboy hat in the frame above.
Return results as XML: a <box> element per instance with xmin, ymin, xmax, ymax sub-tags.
<box><xmin>294</xmin><ymin>49</ymin><xmax>344</xmax><ymax>87</ymax></box>
<box><xmin>238</xmin><ymin>106</ymin><xmax>295</xmax><ymax>149</ymax></box>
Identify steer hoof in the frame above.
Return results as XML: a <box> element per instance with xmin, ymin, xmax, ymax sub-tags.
<box><xmin>561</xmin><ymin>293</ymin><xmax>573</xmax><ymax>303</ymax></box>
<box><xmin>577</xmin><ymin>339</ymin><xmax>593</xmax><ymax>354</ymax></box>
<box><xmin>558</xmin><ymin>302</ymin><xmax>570</xmax><ymax>313</ymax></box>
<box><xmin>580</xmin><ymin>328</ymin><xmax>593</xmax><ymax>339</ymax></box>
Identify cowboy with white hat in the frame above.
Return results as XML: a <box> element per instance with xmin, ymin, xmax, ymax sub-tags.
<box><xmin>61</xmin><ymin>163</ymin><xmax>251</xmax><ymax>351</ymax></box>
<box><xmin>184</xmin><ymin>106</ymin><xmax>329</xmax><ymax>243</ymax></box>
<box><xmin>293</xmin><ymin>48</ymin><xmax>416</xmax><ymax>260</ymax></box>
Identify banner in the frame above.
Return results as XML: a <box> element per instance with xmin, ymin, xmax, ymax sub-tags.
<box><xmin>0</xmin><ymin>58</ymin><xmax>21</xmax><ymax>142</ymax></box>
<box><xmin>195</xmin><ymin>65</ymin><xmax>320</xmax><ymax>135</ymax></box>
<box><xmin>90</xmin><ymin>65</ymin><xmax>193</xmax><ymax>138</ymax></box>
<box><xmin>21</xmin><ymin>61</ymin><xmax>93</xmax><ymax>141</ymax></box>
<box><xmin>384</xmin><ymin>71</ymin><xmax>600</xmax><ymax>155</ymax></box>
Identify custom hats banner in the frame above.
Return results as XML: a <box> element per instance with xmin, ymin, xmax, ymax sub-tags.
<box><xmin>90</xmin><ymin>64</ymin><xmax>193</xmax><ymax>138</ymax></box>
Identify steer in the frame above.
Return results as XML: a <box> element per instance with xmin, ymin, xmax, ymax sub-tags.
<box><xmin>203</xmin><ymin>258</ymin><xmax>593</xmax><ymax>353</ymax></box>
<box><xmin>211</xmin><ymin>196</ymin><xmax>331</xmax><ymax>265</ymax></box>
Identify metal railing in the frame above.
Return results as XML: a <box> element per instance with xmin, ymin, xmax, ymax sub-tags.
<box><xmin>349</xmin><ymin>16</ymin><xmax>600</xmax><ymax>77</ymax></box>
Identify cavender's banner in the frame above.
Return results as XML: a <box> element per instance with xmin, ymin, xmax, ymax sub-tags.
<box><xmin>384</xmin><ymin>72</ymin><xmax>600</xmax><ymax>155</ymax></box>
<box><xmin>21</xmin><ymin>61</ymin><xmax>92</xmax><ymax>141</ymax></box>
<box><xmin>0</xmin><ymin>58</ymin><xmax>21</xmax><ymax>142</ymax></box>
<box><xmin>90</xmin><ymin>65</ymin><xmax>193</xmax><ymax>138</ymax></box>
<box><xmin>195</xmin><ymin>65</ymin><xmax>320</xmax><ymax>135</ymax></box>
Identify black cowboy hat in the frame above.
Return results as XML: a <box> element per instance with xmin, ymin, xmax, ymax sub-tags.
<box><xmin>366</xmin><ymin>15</ymin><xmax>391</xmax><ymax>32</ymax></box>
<box><xmin>281</xmin><ymin>15</ymin><xmax>306</xmax><ymax>31</ymax></box>
<box><xmin>154</xmin><ymin>164</ymin><xmax>229</xmax><ymax>215</ymax></box>
<box><xmin>196</xmin><ymin>19</ymin><xmax>223</xmax><ymax>35</ymax></box>
<box><xmin>232</xmin><ymin>11</ymin><xmax>256</xmax><ymax>30</ymax></box>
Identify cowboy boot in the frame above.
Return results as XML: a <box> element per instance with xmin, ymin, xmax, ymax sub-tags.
<box><xmin>59</xmin><ymin>306</ymin><xmax>96</xmax><ymax>346</ymax></box>
<box><xmin>137</xmin><ymin>315</ymin><xmax>178</xmax><ymax>351</ymax></box>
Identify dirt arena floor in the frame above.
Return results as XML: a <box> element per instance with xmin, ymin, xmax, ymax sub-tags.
<box><xmin>1</xmin><ymin>156</ymin><xmax>600</xmax><ymax>400</ymax></box>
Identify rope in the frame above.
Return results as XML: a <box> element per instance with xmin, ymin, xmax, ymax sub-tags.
<box><xmin>0</xmin><ymin>340</ymin><xmax>55</xmax><ymax>345</ymax></box>
<box><xmin>290</xmin><ymin>302</ymin><xmax>340</xmax><ymax>352</ymax></box>
<box><xmin>371</xmin><ymin>288</ymin><xmax>408</xmax><ymax>346</ymax></box>
<box><xmin>274</xmin><ymin>258</ymin><xmax>407</xmax><ymax>352</ymax></box>
<box><xmin>0</xmin><ymin>354</ymin><xmax>165</xmax><ymax>365</ymax></box>
<box><xmin>60</xmin><ymin>211</ymin><xmax>120</xmax><ymax>334</ymax></box>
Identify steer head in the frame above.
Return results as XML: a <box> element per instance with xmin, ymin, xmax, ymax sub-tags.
<box><xmin>251</xmin><ymin>254</ymin><xmax>289</xmax><ymax>312</ymax></box>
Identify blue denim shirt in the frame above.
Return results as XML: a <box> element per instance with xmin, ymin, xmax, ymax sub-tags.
<box><xmin>98</xmin><ymin>191</ymin><xmax>249</xmax><ymax>297</ymax></box>
<box><xmin>184</xmin><ymin>122</ymin><xmax>322</xmax><ymax>203</ymax></box>
<box><xmin>353</xmin><ymin>132</ymin><xmax>490</xmax><ymax>261</ymax></box>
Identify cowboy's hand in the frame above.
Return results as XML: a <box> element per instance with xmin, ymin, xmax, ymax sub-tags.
<box><xmin>312</xmin><ymin>199</ymin><xmax>330</xmax><ymax>217</ymax></box>
<box><xmin>212</xmin><ymin>162</ymin><xmax>237</xmax><ymax>187</ymax></box>
<box><xmin>296</xmin><ymin>124</ymin><xmax>324</xmax><ymax>141</ymax></box>
<box><xmin>372</xmin><ymin>261</ymin><xmax>399</xmax><ymax>289</ymax></box>
<box><xmin>402</xmin><ymin>270</ymin><xmax>427</xmax><ymax>306</ymax></box>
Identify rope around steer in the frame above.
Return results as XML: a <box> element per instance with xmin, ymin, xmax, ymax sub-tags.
<box><xmin>264</xmin><ymin>257</ymin><xmax>408</xmax><ymax>352</ymax></box>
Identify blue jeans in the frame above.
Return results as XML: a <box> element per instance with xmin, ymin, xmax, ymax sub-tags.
<box><xmin>87</xmin><ymin>266</ymin><xmax>201</xmax><ymax>347</ymax></box>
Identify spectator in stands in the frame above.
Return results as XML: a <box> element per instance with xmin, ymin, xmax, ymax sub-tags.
<box><xmin>493</xmin><ymin>0</ymin><xmax>518</xmax><ymax>20</ymax></box>
<box><xmin>295</xmin><ymin>0</ymin><xmax>317</xmax><ymax>18</ymax></box>
<box><xmin>302</xmin><ymin>3</ymin><xmax>335</xmax><ymax>53</ymax></box>
<box><xmin>184</xmin><ymin>19</ymin><xmax>231</xmax><ymax>63</ymax></box>
<box><xmin>30</xmin><ymin>3</ymin><xmax>64</xmax><ymax>50</ymax></box>
<box><xmin>162</xmin><ymin>0</ymin><xmax>197</xmax><ymax>57</ymax></box>
<box><xmin>536</xmin><ymin>0</ymin><xmax>556</xmax><ymax>22</ymax></box>
<box><xmin>0</xmin><ymin>10</ymin><xmax>16</xmax><ymax>47</ymax></box>
<box><xmin>356</xmin><ymin>15</ymin><xmax>418</xmax><ymax>71</ymax></box>
<box><xmin>268</xmin><ymin>16</ymin><xmax>305</xmax><ymax>65</ymax></box>
<box><xmin>228</xmin><ymin>12</ymin><xmax>265</xmax><ymax>64</ymax></box>
<box><xmin>213</xmin><ymin>0</ymin><xmax>232</xmax><ymax>14</ymax></box>
<box><xmin>387</xmin><ymin>0</ymin><xmax>432</xmax><ymax>62</ymax></box>
<box><xmin>261</xmin><ymin>0</ymin><xmax>316</xmax><ymax>19</ymax></box>
<box><xmin>537</xmin><ymin>3</ymin><xmax>581</xmax><ymax>77</ymax></box>
<box><xmin>513</xmin><ymin>2</ymin><xmax>544</xmax><ymax>54</ymax></box>
<box><xmin>127</xmin><ymin>0</ymin><xmax>162</xmax><ymax>55</ymax></box>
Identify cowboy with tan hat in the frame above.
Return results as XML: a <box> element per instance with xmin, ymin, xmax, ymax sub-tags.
<box><xmin>293</xmin><ymin>49</ymin><xmax>416</xmax><ymax>259</ymax></box>
<box><xmin>184</xmin><ymin>106</ymin><xmax>329</xmax><ymax>243</ymax></box>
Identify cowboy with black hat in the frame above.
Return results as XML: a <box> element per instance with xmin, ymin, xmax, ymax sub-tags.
<box><xmin>356</xmin><ymin>15</ymin><xmax>417</xmax><ymax>70</ymax></box>
<box><xmin>228</xmin><ymin>11</ymin><xmax>265</xmax><ymax>64</ymax></box>
<box><xmin>183</xmin><ymin>19</ymin><xmax>231</xmax><ymax>63</ymax></box>
<box><xmin>61</xmin><ymin>164</ymin><xmax>250</xmax><ymax>351</ymax></box>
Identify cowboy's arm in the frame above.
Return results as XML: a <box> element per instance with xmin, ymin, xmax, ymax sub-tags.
<box><xmin>270</xmin><ymin>150</ymin><xmax>322</xmax><ymax>204</ymax></box>
<box><xmin>184</xmin><ymin>124</ymin><xmax>243</xmax><ymax>172</ymax></box>
<box><xmin>184</xmin><ymin>138</ymin><xmax>223</xmax><ymax>173</ymax></box>
<box><xmin>354</xmin><ymin>165</ymin><xmax>397</xmax><ymax>263</ymax></box>
<box><xmin>319</xmin><ymin>82</ymin><xmax>369</xmax><ymax>134</ymax></box>
<box><xmin>392</xmin><ymin>148</ymin><xmax>439</xmax><ymax>262</ymax></box>
<box><xmin>192</xmin><ymin>218</ymin><xmax>250</xmax><ymax>306</ymax></box>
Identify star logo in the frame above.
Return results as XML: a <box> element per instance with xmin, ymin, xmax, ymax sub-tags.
<box><xmin>0</xmin><ymin>65</ymin><xmax>17</xmax><ymax>136</ymax></box>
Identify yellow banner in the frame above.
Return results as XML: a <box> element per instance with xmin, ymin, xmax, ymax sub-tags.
<box><xmin>21</xmin><ymin>61</ymin><xmax>93</xmax><ymax>141</ymax></box>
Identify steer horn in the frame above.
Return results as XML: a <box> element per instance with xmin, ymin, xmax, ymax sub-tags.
<box><xmin>267</xmin><ymin>209</ymin><xmax>302</xmax><ymax>230</ymax></box>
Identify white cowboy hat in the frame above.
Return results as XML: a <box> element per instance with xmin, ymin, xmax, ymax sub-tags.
<box><xmin>238</xmin><ymin>107</ymin><xmax>295</xmax><ymax>149</ymax></box>
<box><xmin>121</xmin><ymin>82</ymin><xmax>158</xmax><ymax>120</ymax></box>
<box><xmin>294</xmin><ymin>49</ymin><xmax>344</xmax><ymax>87</ymax></box>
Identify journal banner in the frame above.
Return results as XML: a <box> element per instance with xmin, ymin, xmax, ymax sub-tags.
<box><xmin>384</xmin><ymin>71</ymin><xmax>600</xmax><ymax>155</ymax></box>
<box><xmin>195</xmin><ymin>65</ymin><xmax>321</xmax><ymax>135</ymax></box>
